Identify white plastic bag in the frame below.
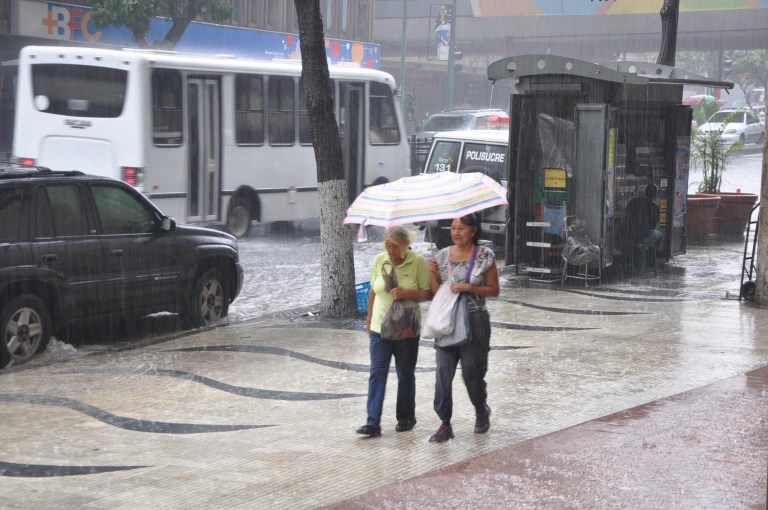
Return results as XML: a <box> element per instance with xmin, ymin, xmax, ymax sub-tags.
<box><xmin>434</xmin><ymin>293</ymin><xmax>471</xmax><ymax>349</ymax></box>
<box><xmin>421</xmin><ymin>282</ymin><xmax>459</xmax><ymax>339</ymax></box>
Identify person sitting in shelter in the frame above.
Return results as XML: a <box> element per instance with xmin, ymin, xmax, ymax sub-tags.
<box><xmin>621</xmin><ymin>183</ymin><xmax>664</xmax><ymax>254</ymax></box>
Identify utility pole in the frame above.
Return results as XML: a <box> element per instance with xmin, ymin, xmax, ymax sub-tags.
<box><xmin>446</xmin><ymin>0</ymin><xmax>457</xmax><ymax>108</ymax></box>
<box><xmin>399</xmin><ymin>0</ymin><xmax>407</xmax><ymax>111</ymax></box>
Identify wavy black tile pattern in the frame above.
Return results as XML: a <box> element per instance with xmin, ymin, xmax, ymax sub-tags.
<box><xmin>0</xmin><ymin>394</ymin><xmax>270</xmax><ymax>433</ymax></box>
<box><xmin>490</xmin><ymin>321</ymin><xmax>597</xmax><ymax>331</ymax></box>
<box><xmin>496</xmin><ymin>297</ymin><xmax>646</xmax><ymax>315</ymax></box>
<box><xmin>564</xmin><ymin>290</ymin><xmax>687</xmax><ymax>302</ymax></box>
<box><xmin>572</xmin><ymin>287</ymin><xmax>683</xmax><ymax>297</ymax></box>
<box><xmin>168</xmin><ymin>345</ymin><xmax>436</xmax><ymax>373</ymax></box>
<box><xmin>73</xmin><ymin>368</ymin><xmax>365</xmax><ymax>400</ymax></box>
<box><xmin>0</xmin><ymin>460</ymin><xmax>146</xmax><ymax>478</ymax></box>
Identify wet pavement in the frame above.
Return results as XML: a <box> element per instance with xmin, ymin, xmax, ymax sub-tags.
<box><xmin>1</xmin><ymin>239</ymin><xmax>767</xmax><ymax>509</ymax></box>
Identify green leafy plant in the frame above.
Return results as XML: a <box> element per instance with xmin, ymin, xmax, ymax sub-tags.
<box><xmin>690</xmin><ymin>111</ymin><xmax>742</xmax><ymax>194</ymax></box>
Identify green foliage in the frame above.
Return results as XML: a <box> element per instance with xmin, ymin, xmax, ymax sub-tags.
<box><xmin>731</xmin><ymin>50</ymin><xmax>768</xmax><ymax>90</ymax></box>
<box><xmin>90</xmin><ymin>0</ymin><xmax>232</xmax><ymax>48</ymax></box>
<box><xmin>690</xmin><ymin>111</ymin><xmax>742</xmax><ymax>194</ymax></box>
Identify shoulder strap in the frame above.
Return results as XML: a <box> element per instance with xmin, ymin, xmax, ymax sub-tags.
<box><xmin>465</xmin><ymin>245</ymin><xmax>480</xmax><ymax>283</ymax></box>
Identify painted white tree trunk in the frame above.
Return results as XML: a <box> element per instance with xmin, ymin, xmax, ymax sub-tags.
<box><xmin>754</xmin><ymin>134</ymin><xmax>768</xmax><ymax>305</ymax></box>
<box><xmin>318</xmin><ymin>179</ymin><xmax>357</xmax><ymax>317</ymax></box>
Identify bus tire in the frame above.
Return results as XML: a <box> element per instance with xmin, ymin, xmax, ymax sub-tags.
<box><xmin>226</xmin><ymin>199</ymin><xmax>253</xmax><ymax>238</ymax></box>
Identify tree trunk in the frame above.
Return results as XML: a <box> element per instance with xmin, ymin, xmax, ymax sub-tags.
<box><xmin>754</xmin><ymin>94</ymin><xmax>768</xmax><ymax>306</ymax></box>
<box><xmin>656</xmin><ymin>0</ymin><xmax>679</xmax><ymax>67</ymax></box>
<box><xmin>294</xmin><ymin>0</ymin><xmax>357</xmax><ymax>317</ymax></box>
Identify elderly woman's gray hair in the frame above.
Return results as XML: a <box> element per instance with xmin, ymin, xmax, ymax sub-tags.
<box><xmin>384</xmin><ymin>226</ymin><xmax>417</xmax><ymax>247</ymax></box>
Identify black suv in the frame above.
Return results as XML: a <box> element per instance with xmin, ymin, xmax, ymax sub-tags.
<box><xmin>0</xmin><ymin>166</ymin><xmax>243</xmax><ymax>367</ymax></box>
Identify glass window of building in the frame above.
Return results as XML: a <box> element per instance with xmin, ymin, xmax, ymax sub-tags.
<box><xmin>265</xmin><ymin>0</ymin><xmax>281</xmax><ymax>30</ymax></box>
<box><xmin>355</xmin><ymin>0</ymin><xmax>370</xmax><ymax>41</ymax></box>
<box><xmin>249</xmin><ymin>0</ymin><xmax>265</xmax><ymax>28</ymax></box>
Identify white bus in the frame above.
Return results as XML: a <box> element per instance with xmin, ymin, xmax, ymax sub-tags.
<box><xmin>12</xmin><ymin>45</ymin><xmax>410</xmax><ymax>236</ymax></box>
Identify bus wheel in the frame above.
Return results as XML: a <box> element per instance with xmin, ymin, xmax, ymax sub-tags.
<box><xmin>227</xmin><ymin>199</ymin><xmax>252</xmax><ymax>238</ymax></box>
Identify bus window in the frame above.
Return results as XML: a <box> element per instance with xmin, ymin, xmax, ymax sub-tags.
<box><xmin>298</xmin><ymin>78</ymin><xmax>336</xmax><ymax>145</ymax></box>
<box><xmin>152</xmin><ymin>69</ymin><xmax>183</xmax><ymax>146</ymax></box>
<box><xmin>369</xmin><ymin>81</ymin><xmax>400</xmax><ymax>144</ymax></box>
<box><xmin>31</xmin><ymin>64</ymin><xmax>127</xmax><ymax>118</ymax></box>
<box><xmin>268</xmin><ymin>76</ymin><xmax>295</xmax><ymax>145</ymax></box>
<box><xmin>235</xmin><ymin>74</ymin><xmax>264</xmax><ymax>145</ymax></box>
<box><xmin>425</xmin><ymin>140</ymin><xmax>460</xmax><ymax>173</ymax></box>
<box><xmin>461</xmin><ymin>142</ymin><xmax>506</xmax><ymax>182</ymax></box>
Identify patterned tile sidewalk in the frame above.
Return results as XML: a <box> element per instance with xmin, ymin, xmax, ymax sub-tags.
<box><xmin>0</xmin><ymin>242</ymin><xmax>766</xmax><ymax>509</ymax></box>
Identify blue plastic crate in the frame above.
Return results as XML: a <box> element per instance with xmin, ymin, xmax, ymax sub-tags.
<box><xmin>355</xmin><ymin>281</ymin><xmax>371</xmax><ymax>314</ymax></box>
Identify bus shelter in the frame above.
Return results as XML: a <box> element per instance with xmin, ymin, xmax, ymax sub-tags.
<box><xmin>488</xmin><ymin>55</ymin><xmax>732</xmax><ymax>282</ymax></box>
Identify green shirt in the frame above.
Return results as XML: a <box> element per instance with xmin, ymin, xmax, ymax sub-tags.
<box><xmin>369</xmin><ymin>250</ymin><xmax>430</xmax><ymax>334</ymax></box>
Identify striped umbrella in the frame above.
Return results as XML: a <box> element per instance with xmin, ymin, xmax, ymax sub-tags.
<box><xmin>343</xmin><ymin>172</ymin><xmax>507</xmax><ymax>228</ymax></box>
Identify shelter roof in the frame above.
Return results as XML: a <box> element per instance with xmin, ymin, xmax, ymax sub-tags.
<box><xmin>487</xmin><ymin>54</ymin><xmax>733</xmax><ymax>90</ymax></box>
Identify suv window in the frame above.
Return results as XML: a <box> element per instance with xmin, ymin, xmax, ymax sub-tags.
<box><xmin>461</xmin><ymin>142</ymin><xmax>507</xmax><ymax>182</ymax></box>
<box><xmin>0</xmin><ymin>187</ymin><xmax>24</xmax><ymax>242</ymax></box>
<box><xmin>92</xmin><ymin>184</ymin><xmax>155</xmax><ymax>235</ymax></box>
<box><xmin>33</xmin><ymin>185</ymin><xmax>89</xmax><ymax>238</ymax></box>
<box><xmin>426</xmin><ymin>140</ymin><xmax>461</xmax><ymax>173</ymax></box>
<box><xmin>423</xmin><ymin>115</ymin><xmax>471</xmax><ymax>132</ymax></box>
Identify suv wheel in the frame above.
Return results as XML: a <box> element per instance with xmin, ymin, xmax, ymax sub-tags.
<box><xmin>184</xmin><ymin>268</ymin><xmax>229</xmax><ymax>328</ymax></box>
<box><xmin>1</xmin><ymin>295</ymin><xmax>52</xmax><ymax>367</ymax></box>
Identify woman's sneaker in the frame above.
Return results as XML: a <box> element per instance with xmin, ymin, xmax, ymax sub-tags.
<box><xmin>356</xmin><ymin>424</ymin><xmax>381</xmax><ymax>437</ymax></box>
<box><xmin>428</xmin><ymin>423</ymin><xmax>454</xmax><ymax>443</ymax></box>
<box><xmin>474</xmin><ymin>404</ymin><xmax>491</xmax><ymax>434</ymax></box>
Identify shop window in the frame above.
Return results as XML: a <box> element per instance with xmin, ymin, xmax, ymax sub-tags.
<box><xmin>152</xmin><ymin>69</ymin><xmax>183</xmax><ymax>146</ymax></box>
<box><xmin>265</xmin><ymin>0</ymin><xmax>280</xmax><ymax>30</ymax></box>
<box><xmin>232</xmin><ymin>0</ymin><xmax>247</xmax><ymax>26</ymax></box>
<box><xmin>235</xmin><ymin>74</ymin><xmax>265</xmax><ymax>145</ymax></box>
<box><xmin>248</xmin><ymin>0</ymin><xmax>265</xmax><ymax>28</ymax></box>
<box><xmin>339</xmin><ymin>0</ymin><xmax>350</xmax><ymax>38</ymax></box>
<box><xmin>268</xmin><ymin>76</ymin><xmax>295</xmax><ymax>145</ymax></box>
<box><xmin>285</xmin><ymin>1</ymin><xmax>299</xmax><ymax>33</ymax></box>
<box><xmin>355</xmin><ymin>0</ymin><xmax>370</xmax><ymax>40</ymax></box>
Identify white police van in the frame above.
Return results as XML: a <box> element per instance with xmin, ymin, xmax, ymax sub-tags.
<box><xmin>422</xmin><ymin>129</ymin><xmax>509</xmax><ymax>249</ymax></box>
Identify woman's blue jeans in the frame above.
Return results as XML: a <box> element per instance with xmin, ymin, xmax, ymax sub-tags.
<box><xmin>366</xmin><ymin>331</ymin><xmax>420</xmax><ymax>427</ymax></box>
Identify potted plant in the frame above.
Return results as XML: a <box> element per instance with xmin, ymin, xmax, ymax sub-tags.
<box><xmin>688</xmin><ymin>112</ymin><xmax>757</xmax><ymax>241</ymax></box>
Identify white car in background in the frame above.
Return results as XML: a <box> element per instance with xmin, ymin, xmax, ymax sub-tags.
<box><xmin>697</xmin><ymin>109</ymin><xmax>765</xmax><ymax>147</ymax></box>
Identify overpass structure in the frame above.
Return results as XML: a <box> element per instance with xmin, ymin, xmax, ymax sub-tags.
<box><xmin>374</xmin><ymin>1</ymin><xmax>768</xmax><ymax>118</ymax></box>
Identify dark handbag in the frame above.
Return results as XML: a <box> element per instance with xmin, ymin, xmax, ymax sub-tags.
<box><xmin>434</xmin><ymin>245</ymin><xmax>479</xmax><ymax>349</ymax></box>
<box><xmin>380</xmin><ymin>261</ymin><xmax>421</xmax><ymax>340</ymax></box>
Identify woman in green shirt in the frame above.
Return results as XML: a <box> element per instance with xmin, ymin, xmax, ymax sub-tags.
<box><xmin>356</xmin><ymin>226</ymin><xmax>432</xmax><ymax>437</ymax></box>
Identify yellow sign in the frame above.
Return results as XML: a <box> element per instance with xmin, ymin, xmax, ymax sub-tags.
<box><xmin>544</xmin><ymin>168</ymin><xmax>567</xmax><ymax>189</ymax></box>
